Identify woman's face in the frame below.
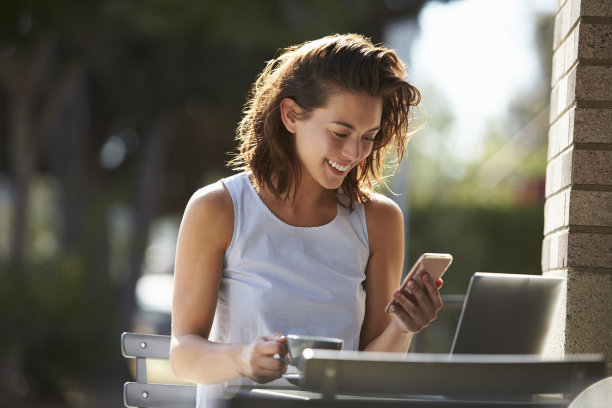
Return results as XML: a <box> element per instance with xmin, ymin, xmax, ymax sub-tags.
<box><xmin>285</xmin><ymin>89</ymin><xmax>383</xmax><ymax>191</ymax></box>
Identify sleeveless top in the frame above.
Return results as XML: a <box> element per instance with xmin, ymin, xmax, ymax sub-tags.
<box><xmin>197</xmin><ymin>172</ymin><xmax>370</xmax><ymax>407</ymax></box>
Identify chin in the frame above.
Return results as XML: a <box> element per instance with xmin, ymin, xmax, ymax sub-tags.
<box><xmin>322</xmin><ymin>178</ymin><xmax>344</xmax><ymax>190</ymax></box>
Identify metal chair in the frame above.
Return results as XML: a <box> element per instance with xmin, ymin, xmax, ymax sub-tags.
<box><xmin>121</xmin><ymin>332</ymin><xmax>196</xmax><ymax>408</ymax></box>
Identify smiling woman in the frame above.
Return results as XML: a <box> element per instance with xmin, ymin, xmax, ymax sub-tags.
<box><xmin>169</xmin><ymin>34</ymin><xmax>443</xmax><ymax>408</ymax></box>
<box><xmin>230</xmin><ymin>33</ymin><xmax>421</xmax><ymax>207</ymax></box>
<box><xmin>280</xmin><ymin>90</ymin><xmax>382</xmax><ymax>192</ymax></box>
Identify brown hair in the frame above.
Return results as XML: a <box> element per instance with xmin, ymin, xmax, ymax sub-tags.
<box><xmin>229</xmin><ymin>33</ymin><xmax>421</xmax><ymax>206</ymax></box>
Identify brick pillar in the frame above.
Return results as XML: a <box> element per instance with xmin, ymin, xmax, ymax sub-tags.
<box><xmin>543</xmin><ymin>0</ymin><xmax>612</xmax><ymax>372</ymax></box>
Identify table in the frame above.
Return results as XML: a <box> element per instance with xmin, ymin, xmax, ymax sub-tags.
<box><xmin>225</xmin><ymin>351</ymin><xmax>606</xmax><ymax>408</ymax></box>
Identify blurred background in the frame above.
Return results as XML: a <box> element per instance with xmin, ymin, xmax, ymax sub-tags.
<box><xmin>0</xmin><ymin>0</ymin><xmax>556</xmax><ymax>406</ymax></box>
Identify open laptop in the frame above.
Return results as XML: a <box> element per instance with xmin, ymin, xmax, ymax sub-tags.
<box><xmin>450</xmin><ymin>272</ymin><xmax>565</xmax><ymax>354</ymax></box>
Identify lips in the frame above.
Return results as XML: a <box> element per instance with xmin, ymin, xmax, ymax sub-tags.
<box><xmin>327</xmin><ymin>159</ymin><xmax>350</xmax><ymax>172</ymax></box>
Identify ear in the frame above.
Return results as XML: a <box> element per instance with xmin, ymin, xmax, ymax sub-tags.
<box><xmin>279</xmin><ymin>97</ymin><xmax>301</xmax><ymax>133</ymax></box>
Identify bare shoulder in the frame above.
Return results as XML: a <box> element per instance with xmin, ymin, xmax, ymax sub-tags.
<box><xmin>364</xmin><ymin>192</ymin><xmax>404</xmax><ymax>226</ymax></box>
<box><xmin>364</xmin><ymin>193</ymin><xmax>404</xmax><ymax>249</ymax></box>
<box><xmin>188</xmin><ymin>180</ymin><xmax>233</xmax><ymax>212</ymax></box>
<box><xmin>181</xmin><ymin>180</ymin><xmax>234</xmax><ymax>250</ymax></box>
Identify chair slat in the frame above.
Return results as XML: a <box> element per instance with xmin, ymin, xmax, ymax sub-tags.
<box><xmin>124</xmin><ymin>382</ymin><xmax>197</xmax><ymax>408</ymax></box>
<box><xmin>122</xmin><ymin>332</ymin><xmax>172</xmax><ymax>359</ymax></box>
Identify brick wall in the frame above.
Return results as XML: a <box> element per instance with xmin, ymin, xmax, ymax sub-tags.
<box><xmin>543</xmin><ymin>0</ymin><xmax>612</xmax><ymax>371</ymax></box>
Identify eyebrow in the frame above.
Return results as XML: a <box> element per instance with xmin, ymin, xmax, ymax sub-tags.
<box><xmin>331</xmin><ymin>121</ymin><xmax>380</xmax><ymax>132</ymax></box>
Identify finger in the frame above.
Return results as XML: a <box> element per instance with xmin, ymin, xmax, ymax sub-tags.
<box><xmin>255</xmin><ymin>339</ymin><xmax>287</xmax><ymax>357</ymax></box>
<box><xmin>392</xmin><ymin>289</ymin><xmax>419</xmax><ymax>315</ymax></box>
<box><xmin>404</xmin><ymin>281</ymin><xmax>440</xmax><ymax>326</ymax></box>
<box><xmin>252</xmin><ymin>367</ymin><xmax>285</xmax><ymax>384</ymax></box>
<box><xmin>407</xmin><ymin>279</ymin><xmax>434</xmax><ymax>311</ymax></box>
<box><xmin>392</xmin><ymin>289</ymin><xmax>432</xmax><ymax>329</ymax></box>
<box><xmin>392</xmin><ymin>277</ymin><xmax>443</xmax><ymax>332</ymax></box>
<box><xmin>399</xmin><ymin>281</ymin><xmax>420</xmax><ymax>306</ymax></box>
<box><xmin>389</xmin><ymin>304</ymin><xmax>426</xmax><ymax>332</ymax></box>
<box><xmin>258</xmin><ymin>355</ymin><xmax>287</xmax><ymax>372</ymax></box>
<box><xmin>270</xmin><ymin>332</ymin><xmax>287</xmax><ymax>343</ymax></box>
<box><xmin>249</xmin><ymin>348</ymin><xmax>288</xmax><ymax>374</ymax></box>
<box><xmin>420</xmin><ymin>273</ymin><xmax>443</xmax><ymax>311</ymax></box>
<box><xmin>420</xmin><ymin>272</ymin><xmax>437</xmax><ymax>295</ymax></box>
<box><xmin>422</xmin><ymin>273</ymin><xmax>444</xmax><ymax>311</ymax></box>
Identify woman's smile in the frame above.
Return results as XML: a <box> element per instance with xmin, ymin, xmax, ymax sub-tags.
<box><xmin>326</xmin><ymin>159</ymin><xmax>350</xmax><ymax>173</ymax></box>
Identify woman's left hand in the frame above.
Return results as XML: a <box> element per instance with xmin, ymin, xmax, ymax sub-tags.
<box><xmin>388</xmin><ymin>272</ymin><xmax>443</xmax><ymax>333</ymax></box>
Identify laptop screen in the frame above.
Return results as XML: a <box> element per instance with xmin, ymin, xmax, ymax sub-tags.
<box><xmin>450</xmin><ymin>272</ymin><xmax>564</xmax><ymax>354</ymax></box>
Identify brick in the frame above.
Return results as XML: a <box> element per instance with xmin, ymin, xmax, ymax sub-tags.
<box><xmin>545</xmin><ymin>149</ymin><xmax>574</xmax><ymax>196</ymax></box>
<box><xmin>569</xmin><ymin>190</ymin><xmax>612</xmax><ymax>227</ymax></box>
<box><xmin>567</xmin><ymin>232</ymin><xmax>612</xmax><ymax>268</ymax></box>
<box><xmin>554</xmin><ymin>0</ymin><xmax>581</xmax><ymax>50</ymax></box>
<box><xmin>551</xmin><ymin>41</ymin><xmax>564</xmax><ymax>87</ymax></box>
<box><xmin>545</xmin><ymin>150</ymin><xmax>612</xmax><ymax>197</ymax></box>
<box><xmin>550</xmin><ymin>65</ymin><xmax>578</xmax><ymax>122</ymax></box>
<box><xmin>574</xmin><ymin>108</ymin><xmax>612</xmax><ymax>144</ymax></box>
<box><xmin>576</xmin><ymin>65</ymin><xmax>612</xmax><ymax>101</ymax></box>
<box><xmin>578</xmin><ymin>23</ymin><xmax>612</xmax><ymax>60</ymax></box>
<box><xmin>542</xmin><ymin>229</ymin><xmax>570</xmax><ymax>270</ymax></box>
<box><xmin>552</xmin><ymin>25</ymin><xmax>579</xmax><ymax>87</ymax></box>
<box><xmin>565</xmin><ymin>270</ymin><xmax>612</xmax><ymax>355</ymax></box>
<box><xmin>571</xmin><ymin>0</ymin><xmax>583</xmax><ymax>22</ymax></box>
<box><xmin>572</xmin><ymin>150</ymin><xmax>612</xmax><ymax>185</ymax></box>
<box><xmin>544</xmin><ymin>189</ymin><xmax>571</xmax><ymax>233</ymax></box>
<box><xmin>542</xmin><ymin>269</ymin><xmax>567</xmax><ymax>358</ymax></box>
<box><xmin>548</xmin><ymin>108</ymin><xmax>612</xmax><ymax>160</ymax></box>
<box><xmin>581</xmin><ymin>0</ymin><xmax>612</xmax><ymax>18</ymax></box>
<box><xmin>542</xmin><ymin>235</ymin><xmax>551</xmax><ymax>271</ymax></box>
<box><xmin>548</xmin><ymin>107</ymin><xmax>574</xmax><ymax>159</ymax></box>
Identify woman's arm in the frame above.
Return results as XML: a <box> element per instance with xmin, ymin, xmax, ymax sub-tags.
<box><xmin>169</xmin><ymin>181</ymin><xmax>287</xmax><ymax>384</ymax></box>
<box><xmin>359</xmin><ymin>194</ymin><xmax>443</xmax><ymax>353</ymax></box>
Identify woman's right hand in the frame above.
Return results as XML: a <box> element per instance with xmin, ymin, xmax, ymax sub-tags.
<box><xmin>239</xmin><ymin>333</ymin><xmax>288</xmax><ymax>383</ymax></box>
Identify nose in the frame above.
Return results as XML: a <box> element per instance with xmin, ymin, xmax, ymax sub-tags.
<box><xmin>341</xmin><ymin>137</ymin><xmax>361</xmax><ymax>161</ymax></box>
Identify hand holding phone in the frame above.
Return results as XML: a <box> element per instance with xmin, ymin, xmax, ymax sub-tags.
<box><xmin>385</xmin><ymin>253</ymin><xmax>453</xmax><ymax>314</ymax></box>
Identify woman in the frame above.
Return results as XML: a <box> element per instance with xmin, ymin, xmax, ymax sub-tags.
<box><xmin>170</xmin><ymin>33</ymin><xmax>443</xmax><ymax>406</ymax></box>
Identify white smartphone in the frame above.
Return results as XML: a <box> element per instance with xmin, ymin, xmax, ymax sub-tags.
<box><xmin>385</xmin><ymin>252</ymin><xmax>453</xmax><ymax>314</ymax></box>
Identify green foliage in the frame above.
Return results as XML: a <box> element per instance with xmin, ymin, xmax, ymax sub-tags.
<box><xmin>407</xmin><ymin>203</ymin><xmax>545</xmax><ymax>295</ymax></box>
<box><xmin>405</xmin><ymin>202</ymin><xmax>545</xmax><ymax>353</ymax></box>
<box><xmin>0</xmin><ymin>256</ymin><xmax>119</xmax><ymax>396</ymax></box>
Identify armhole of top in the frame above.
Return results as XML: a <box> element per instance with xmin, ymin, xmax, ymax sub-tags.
<box><xmin>220</xmin><ymin>177</ymin><xmax>239</xmax><ymax>257</ymax></box>
<box><xmin>358</xmin><ymin>201</ymin><xmax>370</xmax><ymax>251</ymax></box>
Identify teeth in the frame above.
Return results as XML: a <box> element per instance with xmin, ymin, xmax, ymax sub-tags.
<box><xmin>328</xmin><ymin>159</ymin><xmax>349</xmax><ymax>172</ymax></box>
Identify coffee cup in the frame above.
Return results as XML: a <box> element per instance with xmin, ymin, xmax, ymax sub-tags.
<box><xmin>281</xmin><ymin>334</ymin><xmax>344</xmax><ymax>369</ymax></box>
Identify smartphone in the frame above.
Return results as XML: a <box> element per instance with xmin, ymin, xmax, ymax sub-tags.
<box><xmin>385</xmin><ymin>253</ymin><xmax>453</xmax><ymax>314</ymax></box>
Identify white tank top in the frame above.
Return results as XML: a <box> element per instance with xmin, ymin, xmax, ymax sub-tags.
<box><xmin>197</xmin><ymin>172</ymin><xmax>369</xmax><ymax>407</ymax></box>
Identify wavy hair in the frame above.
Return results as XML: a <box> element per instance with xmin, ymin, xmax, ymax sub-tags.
<box><xmin>229</xmin><ymin>33</ymin><xmax>421</xmax><ymax>206</ymax></box>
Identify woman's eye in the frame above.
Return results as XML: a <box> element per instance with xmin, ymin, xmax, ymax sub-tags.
<box><xmin>332</xmin><ymin>131</ymin><xmax>349</xmax><ymax>139</ymax></box>
<box><xmin>363</xmin><ymin>136</ymin><xmax>376</xmax><ymax>142</ymax></box>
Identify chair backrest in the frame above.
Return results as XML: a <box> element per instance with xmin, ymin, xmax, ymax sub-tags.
<box><xmin>121</xmin><ymin>332</ymin><xmax>197</xmax><ymax>408</ymax></box>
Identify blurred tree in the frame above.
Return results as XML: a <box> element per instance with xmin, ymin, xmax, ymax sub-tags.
<box><xmin>1</xmin><ymin>0</ymin><xmax>455</xmax><ymax>403</ymax></box>
<box><xmin>0</xmin><ymin>1</ymin><xmax>99</xmax><ymax>262</ymax></box>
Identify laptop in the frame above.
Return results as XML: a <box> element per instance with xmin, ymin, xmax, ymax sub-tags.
<box><xmin>450</xmin><ymin>272</ymin><xmax>565</xmax><ymax>354</ymax></box>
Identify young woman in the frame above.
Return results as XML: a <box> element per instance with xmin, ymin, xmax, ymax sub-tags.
<box><xmin>170</xmin><ymin>33</ymin><xmax>443</xmax><ymax>406</ymax></box>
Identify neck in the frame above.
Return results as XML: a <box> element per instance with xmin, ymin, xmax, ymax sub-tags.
<box><xmin>267</xmin><ymin>179</ymin><xmax>337</xmax><ymax>210</ymax></box>
<box><xmin>252</xmin><ymin>172</ymin><xmax>339</xmax><ymax>227</ymax></box>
